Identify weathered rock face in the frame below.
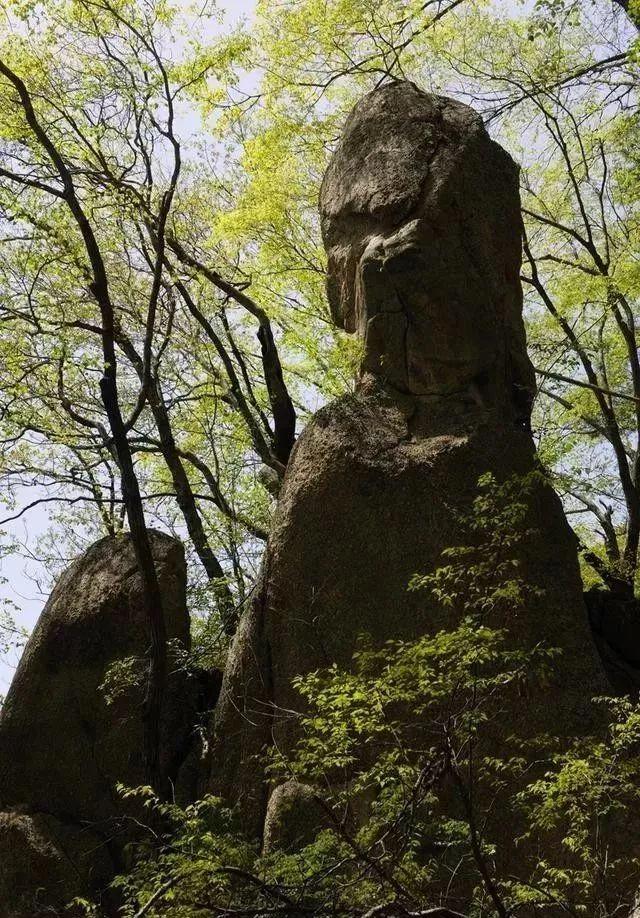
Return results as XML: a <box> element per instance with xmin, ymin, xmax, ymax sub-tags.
<box><xmin>207</xmin><ymin>81</ymin><xmax>608</xmax><ymax>879</ymax></box>
<box><xmin>0</xmin><ymin>531</ymin><xmax>192</xmax><ymax>915</ymax></box>
<box><xmin>320</xmin><ymin>80</ymin><xmax>536</xmax><ymax>426</ymax></box>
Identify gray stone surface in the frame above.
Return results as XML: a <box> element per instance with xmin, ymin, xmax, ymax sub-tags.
<box><xmin>0</xmin><ymin>810</ymin><xmax>112</xmax><ymax>918</ymax></box>
<box><xmin>320</xmin><ymin>80</ymin><xmax>536</xmax><ymax>427</ymax></box>
<box><xmin>263</xmin><ymin>780</ymin><xmax>328</xmax><ymax>852</ymax></box>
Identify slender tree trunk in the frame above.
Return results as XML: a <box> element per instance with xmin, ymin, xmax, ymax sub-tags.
<box><xmin>0</xmin><ymin>57</ymin><xmax>170</xmax><ymax>789</ymax></box>
<box><xmin>100</xmin><ymin>377</ymin><xmax>167</xmax><ymax>788</ymax></box>
<box><xmin>115</xmin><ymin>322</ymin><xmax>239</xmax><ymax>631</ymax></box>
<box><xmin>148</xmin><ymin>379</ymin><xmax>238</xmax><ymax>633</ymax></box>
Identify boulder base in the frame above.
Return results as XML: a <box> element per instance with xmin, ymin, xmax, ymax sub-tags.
<box><xmin>209</xmin><ymin>394</ymin><xmax>608</xmax><ymax>839</ymax></box>
<box><xmin>0</xmin><ymin>811</ymin><xmax>112</xmax><ymax>918</ymax></box>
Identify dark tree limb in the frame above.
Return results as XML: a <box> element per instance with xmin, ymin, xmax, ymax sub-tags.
<box><xmin>0</xmin><ymin>57</ymin><xmax>167</xmax><ymax>788</ymax></box>
<box><xmin>167</xmin><ymin>236</ymin><xmax>296</xmax><ymax>465</ymax></box>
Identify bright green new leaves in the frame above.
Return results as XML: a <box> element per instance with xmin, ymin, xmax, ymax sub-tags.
<box><xmin>2</xmin><ymin>0</ymin><xmax>638</xmax><ymax>616</ymax></box>
<box><xmin>0</xmin><ymin>0</ymin><xmax>276</xmax><ymax>635</ymax></box>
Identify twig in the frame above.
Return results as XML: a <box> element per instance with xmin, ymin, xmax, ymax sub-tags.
<box><xmin>534</xmin><ymin>367</ymin><xmax>640</xmax><ymax>404</ymax></box>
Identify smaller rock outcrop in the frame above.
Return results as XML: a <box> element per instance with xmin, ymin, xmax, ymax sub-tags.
<box><xmin>263</xmin><ymin>780</ymin><xmax>329</xmax><ymax>852</ymax></box>
<box><xmin>0</xmin><ymin>530</ymin><xmax>193</xmax><ymax>916</ymax></box>
<box><xmin>0</xmin><ymin>811</ymin><xmax>112</xmax><ymax>917</ymax></box>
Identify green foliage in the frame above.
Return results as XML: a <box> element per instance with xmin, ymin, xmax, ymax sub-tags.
<box><xmin>0</xmin><ymin>597</ymin><xmax>24</xmax><ymax>660</ymax></box>
<box><xmin>0</xmin><ymin>598</ymin><xmax>26</xmax><ymax>706</ymax></box>
<box><xmin>0</xmin><ymin>539</ymin><xmax>27</xmax><ymax>706</ymax></box>
<box><xmin>0</xmin><ymin>0</ymin><xmax>638</xmax><ymax>646</ymax></box>
<box><xmin>97</xmin><ymin>473</ymin><xmax>640</xmax><ymax>916</ymax></box>
<box><xmin>509</xmin><ymin>696</ymin><xmax>640</xmax><ymax>914</ymax></box>
<box><xmin>99</xmin><ymin>636</ymin><xmax>218</xmax><ymax>709</ymax></box>
<box><xmin>99</xmin><ymin>655</ymin><xmax>147</xmax><ymax>707</ymax></box>
<box><xmin>112</xmin><ymin>788</ymin><xmax>259</xmax><ymax>918</ymax></box>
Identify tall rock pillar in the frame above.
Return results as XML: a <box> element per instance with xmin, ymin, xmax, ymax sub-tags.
<box><xmin>207</xmin><ymin>82</ymin><xmax>608</xmax><ymax>871</ymax></box>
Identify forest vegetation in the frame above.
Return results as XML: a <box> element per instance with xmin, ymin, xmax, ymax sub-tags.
<box><xmin>0</xmin><ymin>0</ymin><xmax>639</xmax><ymax>914</ymax></box>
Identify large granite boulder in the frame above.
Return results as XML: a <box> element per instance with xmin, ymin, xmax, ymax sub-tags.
<box><xmin>207</xmin><ymin>82</ymin><xmax>609</xmax><ymax>892</ymax></box>
<box><xmin>0</xmin><ymin>530</ymin><xmax>193</xmax><ymax>915</ymax></box>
